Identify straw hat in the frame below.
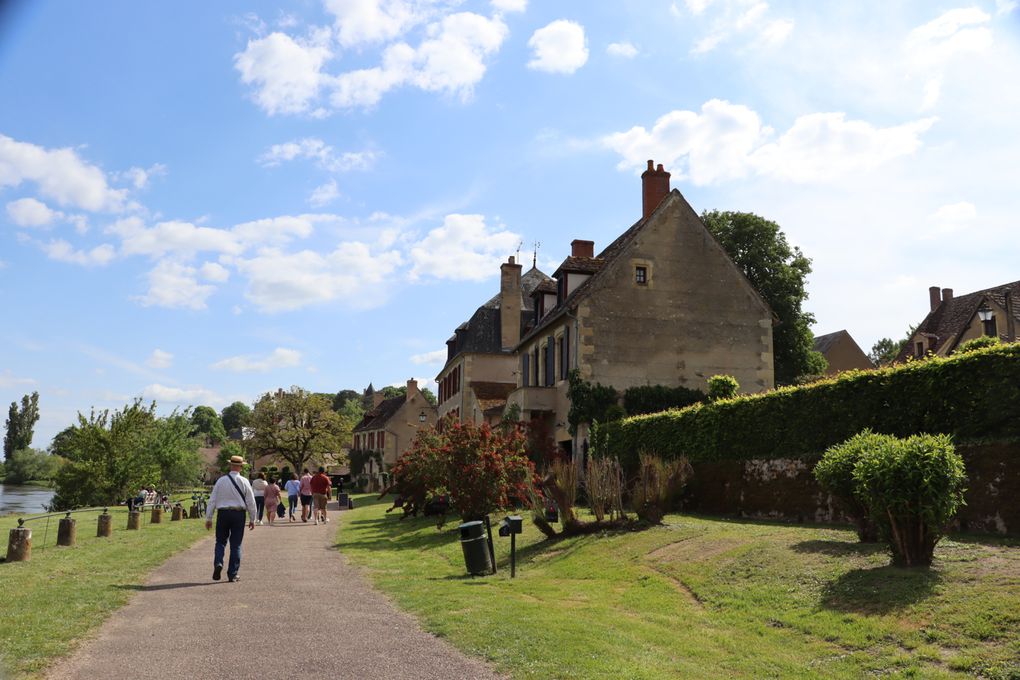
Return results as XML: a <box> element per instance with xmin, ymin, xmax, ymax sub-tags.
<box><xmin>228</xmin><ymin>455</ymin><xmax>245</xmax><ymax>465</ymax></box>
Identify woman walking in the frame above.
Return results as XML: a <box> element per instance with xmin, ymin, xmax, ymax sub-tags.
<box><xmin>263</xmin><ymin>477</ymin><xmax>282</xmax><ymax>526</ymax></box>
<box><xmin>252</xmin><ymin>472</ymin><xmax>268</xmax><ymax>525</ymax></box>
<box><xmin>284</xmin><ymin>472</ymin><xmax>301</xmax><ymax>522</ymax></box>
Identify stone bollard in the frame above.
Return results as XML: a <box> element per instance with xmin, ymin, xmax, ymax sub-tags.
<box><xmin>127</xmin><ymin>511</ymin><xmax>141</xmax><ymax>530</ymax></box>
<box><xmin>57</xmin><ymin>515</ymin><xmax>77</xmax><ymax>547</ymax></box>
<box><xmin>7</xmin><ymin>525</ymin><xmax>32</xmax><ymax>562</ymax></box>
<box><xmin>151</xmin><ymin>506</ymin><xmax>163</xmax><ymax>524</ymax></box>
<box><xmin>97</xmin><ymin>511</ymin><xmax>112</xmax><ymax>537</ymax></box>
<box><xmin>171</xmin><ymin>505</ymin><xmax>184</xmax><ymax>521</ymax></box>
<box><xmin>189</xmin><ymin>504</ymin><xmax>200</xmax><ymax>519</ymax></box>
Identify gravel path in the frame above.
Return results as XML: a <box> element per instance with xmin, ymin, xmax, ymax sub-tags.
<box><xmin>47</xmin><ymin>501</ymin><xmax>506</xmax><ymax>680</ymax></box>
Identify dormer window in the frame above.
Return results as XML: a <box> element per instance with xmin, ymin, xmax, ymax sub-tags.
<box><xmin>635</xmin><ymin>266</ymin><xmax>647</xmax><ymax>285</ymax></box>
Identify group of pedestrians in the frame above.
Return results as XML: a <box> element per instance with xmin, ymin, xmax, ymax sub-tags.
<box><xmin>205</xmin><ymin>457</ymin><xmax>335</xmax><ymax>582</ymax></box>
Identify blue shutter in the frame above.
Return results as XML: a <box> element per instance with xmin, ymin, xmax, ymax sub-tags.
<box><xmin>561</xmin><ymin>326</ymin><xmax>570</xmax><ymax>380</ymax></box>
<box><xmin>545</xmin><ymin>335</ymin><xmax>555</xmax><ymax>386</ymax></box>
<box><xmin>522</xmin><ymin>353</ymin><xmax>530</xmax><ymax>387</ymax></box>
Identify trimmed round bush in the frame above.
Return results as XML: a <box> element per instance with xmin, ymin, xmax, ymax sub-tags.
<box><xmin>814</xmin><ymin>431</ymin><xmax>886</xmax><ymax>542</ymax></box>
<box><xmin>852</xmin><ymin>433</ymin><xmax>966</xmax><ymax>567</ymax></box>
<box><xmin>707</xmin><ymin>374</ymin><xmax>739</xmax><ymax>401</ymax></box>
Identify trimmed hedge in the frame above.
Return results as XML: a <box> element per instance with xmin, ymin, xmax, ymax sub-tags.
<box><xmin>623</xmin><ymin>384</ymin><xmax>705</xmax><ymax>415</ymax></box>
<box><xmin>595</xmin><ymin>343</ymin><xmax>1020</xmax><ymax>470</ymax></box>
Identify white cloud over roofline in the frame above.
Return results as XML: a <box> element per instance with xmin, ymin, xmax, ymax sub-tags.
<box><xmin>211</xmin><ymin>347</ymin><xmax>302</xmax><ymax>372</ymax></box>
<box><xmin>527</xmin><ymin>19</ymin><xmax>589</xmax><ymax>74</ymax></box>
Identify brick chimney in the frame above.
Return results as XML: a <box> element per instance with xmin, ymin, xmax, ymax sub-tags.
<box><xmin>500</xmin><ymin>256</ymin><xmax>523</xmax><ymax>351</ymax></box>
<box><xmin>406</xmin><ymin>379</ymin><xmax>418</xmax><ymax>403</ymax></box>
<box><xmin>571</xmin><ymin>239</ymin><xmax>594</xmax><ymax>258</ymax></box>
<box><xmin>941</xmin><ymin>288</ymin><xmax>953</xmax><ymax>303</ymax></box>
<box><xmin>641</xmin><ymin>160</ymin><xmax>671</xmax><ymax>220</ymax></box>
<box><xmin>928</xmin><ymin>286</ymin><xmax>942</xmax><ymax>311</ymax></box>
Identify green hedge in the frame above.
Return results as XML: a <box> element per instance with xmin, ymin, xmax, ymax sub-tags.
<box><xmin>594</xmin><ymin>343</ymin><xmax>1020</xmax><ymax>470</ymax></box>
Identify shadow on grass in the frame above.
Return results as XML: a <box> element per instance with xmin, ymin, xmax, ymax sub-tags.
<box><xmin>790</xmin><ymin>539</ymin><xmax>888</xmax><ymax>557</ymax></box>
<box><xmin>114</xmin><ymin>582</ymin><xmax>220</xmax><ymax>592</ymax></box>
<box><xmin>821</xmin><ymin>565</ymin><xmax>942</xmax><ymax>614</ymax></box>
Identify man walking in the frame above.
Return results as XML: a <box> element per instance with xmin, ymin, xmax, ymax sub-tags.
<box><xmin>205</xmin><ymin>455</ymin><xmax>257</xmax><ymax>582</ymax></box>
<box><xmin>310</xmin><ymin>466</ymin><xmax>332</xmax><ymax>525</ymax></box>
<box><xmin>299</xmin><ymin>468</ymin><xmax>314</xmax><ymax>522</ymax></box>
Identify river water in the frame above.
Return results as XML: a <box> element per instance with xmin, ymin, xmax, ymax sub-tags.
<box><xmin>0</xmin><ymin>483</ymin><xmax>56</xmax><ymax>516</ymax></box>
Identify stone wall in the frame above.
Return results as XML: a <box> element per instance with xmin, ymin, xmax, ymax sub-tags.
<box><xmin>683</xmin><ymin>440</ymin><xmax>1020</xmax><ymax>535</ymax></box>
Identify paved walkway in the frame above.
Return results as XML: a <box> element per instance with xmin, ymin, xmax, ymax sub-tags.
<box><xmin>48</xmin><ymin>502</ymin><xmax>505</xmax><ymax>680</ymax></box>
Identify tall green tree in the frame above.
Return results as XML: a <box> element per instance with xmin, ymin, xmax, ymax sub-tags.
<box><xmin>249</xmin><ymin>387</ymin><xmax>348</xmax><ymax>474</ymax></box>
<box><xmin>869</xmin><ymin>325</ymin><xmax>917</xmax><ymax>366</ymax></box>
<box><xmin>190</xmin><ymin>405</ymin><xmax>226</xmax><ymax>445</ymax></box>
<box><xmin>701</xmin><ymin>211</ymin><xmax>827</xmax><ymax>385</ymax></box>
<box><xmin>220</xmin><ymin>401</ymin><xmax>251</xmax><ymax>433</ymax></box>
<box><xmin>332</xmin><ymin>389</ymin><xmax>361</xmax><ymax>412</ymax></box>
<box><xmin>4</xmin><ymin>391</ymin><xmax>40</xmax><ymax>459</ymax></box>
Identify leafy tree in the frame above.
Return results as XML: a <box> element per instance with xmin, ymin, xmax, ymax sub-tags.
<box><xmin>701</xmin><ymin>211</ymin><xmax>826</xmax><ymax>384</ymax></box>
<box><xmin>248</xmin><ymin>387</ymin><xmax>348</xmax><ymax>474</ymax></box>
<box><xmin>3</xmin><ymin>448</ymin><xmax>63</xmax><ymax>484</ymax></box>
<box><xmin>51</xmin><ymin>400</ymin><xmax>202</xmax><ymax>509</ymax></box>
<box><xmin>217</xmin><ymin>440</ymin><xmax>247</xmax><ymax>474</ymax></box>
<box><xmin>4</xmin><ymin>391</ymin><xmax>40</xmax><ymax>459</ymax></box>
<box><xmin>190</xmin><ymin>405</ymin><xmax>226</xmax><ymax>445</ymax></box>
<box><xmin>49</xmin><ymin>425</ymin><xmax>78</xmax><ymax>458</ymax></box>
<box><xmin>220</xmin><ymin>401</ymin><xmax>251</xmax><ymax>433</ymax></box>
<box><xmin>332</xmin><ymin>389</ymin><xmax>361</xmax><ymax>412</ymax></box>
<box><xmin>421</xmin><ymin>387</ymin><xmax>437</xmax><ymax>406</ymax></box>
<box><xmin>869</xmin><ymin>325</ymin><xmax>917</xmax><ymax>366</ymax></box>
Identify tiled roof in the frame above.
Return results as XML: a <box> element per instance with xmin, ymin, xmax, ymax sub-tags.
<box><xmin>552</xmin><ymin>256</ymin><xmax>603</xmax><ymax>278</ymax></box>
<box><xmin>533</xmin><ymin>279</ymin><xmax>558</xmax><ymax>295</ymax></box>
<box><xmin>813</xmin><ymin>330</ymin><xmax>848</xmax><ymax>355</ymax></box>
<box><xmin>353</xmin><ymin>395</ymin><xmax>404</xmax><ymax>432</ymax></box>
<box><xmin>895</xmin><ymin>280</ymin><xmax>1020</xmax><ymax>361</ymax></box>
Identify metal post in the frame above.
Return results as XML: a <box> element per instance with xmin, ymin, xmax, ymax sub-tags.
<box><xmin>510</xmin><ymin>532</ymin><xmax>516</xmax><ymax>578</ymax></box>
<box><xmin>483</xmin><ymin>516</ymin><xmax>497</xmax><ymax>575</ymax></box>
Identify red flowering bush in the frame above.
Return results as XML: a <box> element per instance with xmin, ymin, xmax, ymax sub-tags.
<box><xmin>391</xmin><ymin>418</ymin><xmax>536</xmax><ymax>521</ymax></box>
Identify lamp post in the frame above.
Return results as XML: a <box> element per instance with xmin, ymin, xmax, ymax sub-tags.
<box><xmin>419</xmin><ymin>410</ymin><xmax>427</xmax><ymax>423</ymax></box>
<box><xmin>977</xmin><ymin>302</ymin><xmax>995</xmax><ymax>337</ymax></box>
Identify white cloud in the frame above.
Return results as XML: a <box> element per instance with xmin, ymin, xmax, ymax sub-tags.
<box><xmin>42</xmin><ymin>239</ymin><xmax>116</xmax><ymax>266</ymax></box>
<box><xmin>603</xmin><ymin>100</ymin><xmax>936</xmax><ymax>186</ymax></box>
<box><xmin>135</xmin><ymin>260</ymin><xmax>216</xmax><ymax>310</ymax></box>
<box><xmin>0</xmin><ymin>370</ymin><xmax>36</xmax><ymax>389</ymax></box>
<box><xmin>997</xmin><ymin>0</ymin><xmax>1018</xmax><ymax>15</ymax></box>
<box><xmin>146</xmin><ymin>349</ymin><xmax>174</xmax><ymax>369</ymax></box>
<box><xmin>231</xmin><ymin>215</ymin><xmax>316</xmax><ymax>247</ymax></box>
<box><xmin>757</xmin><ymin>19</ymin><xmax>793</xmax><ymax>48</ymax></box>
<box><xmin>685</xmin><ymin>0</ymin><xmax>714</xmax><ymax>15</ymax></box>
<box><xmin>234</xmin><ymin>31</ymin><xmax>332</xmax><ymax>115</ymax></box>
<box><xmin>905</xmin><ymin>8</ymin><xmax>992</xmax><ymax>67</ymax></box>
<box><xmin>527</xmin><ymin>20</ymin><xmax>589</xmax><ymax>74</ymax></box>
<box><xmin>920</xmin><ymin>77</ymin><xmax>942</xmax><ymax>111</ymax></box>
<box><xmin>258</xmin><ymin>138</ymin><xmax>377</xmax><ymax>172</ymax></box>
<box><xmin>410</xmin><ymin>348</ymin><xmax>447</xmax><ymax>365</ymax></box>
<box><xmin>409</xmin><ymin>213</ymin><xmax>520</xmax><ymax>281</ymax></box>
<box><xmin>142</xmin><ymin>383</ymin><xmax>222</xmax><ymax>406</ymax></box>
<box><xmin>491</xmin><ymin>0</ymin><xmax>527</xmax><ymax>12</ymax></box>
<box><xmin>928</xmin><ymin>201</ymin><xmax>977</xmax><ymax>234</ymax></box>
<box><xmin>118</xmin><ymin>163</ymin><xmax>167</xmax><ymax>189</ymax></box>
<box><xmin>235</xmin><ymin>241</ymin><xmax>403</xmax><ymax>312</ymax></box>
<box><xmin>606</xmin><ymin>42</ymin><xmax>638</xmax><ymax>58</ymax></box>
<box><xmin>6</xmin><ymin>197</ymin><xmax>59</xmax><ymax>227</ymax></box>
<box><xmin>108</xmin><ymin>214</ymin><xmax>315</xmax><ymax>258</ymax></box>
<box><xmin>687</xmin><ymin>0</ymin><xmax>793</xmax><ymax>54</ymax></box>
<box><xmin>200</xmin><ymin>261</ymin><xmax>230</xmax><ymax>282</ymax></box>
<box><xmin>309</xmin><ymin>179</ymin><xmax>340</xmax><ymax>207</ymax></box>
<box><xmin>212</xmin><ymin>347</ymin><xmax>302</xmax><ymax>372</ymax></box>
<box><xmin>325</xmin><ymin>0</ymin><xmax>427</xmax><ymax>48</ymax></box>
<box><xmin>0</xmin><ymin>134</ymin><xmax>128</xmax><ymax>212</ymax></box>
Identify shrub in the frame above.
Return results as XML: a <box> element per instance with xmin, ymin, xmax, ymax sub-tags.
<box><xmin>956</xmin><ymin>335</ymin><xmax>999</xmax><ymax>354</ymax></box>
<box><xmin>585</xmin><ymin>456</ymin><xmax>625</xmax><ymax>523</ymax></box>
<box><xmin>543</xmin><ymin>458</ymin><xmax>579</xmax><ymax>529</ymax></box>
<box><xmin>3</xmin><ymin>448</ymin><xmax>63</xmax><ymax>484</ymax></box>
<box><xmin>623</xmin><ymin>384</ymin><xmax>705</xmax><ymax>415</ymax></box>
<box><xmin>631</xmin><ymin>453</ymin><xmax>692</xmax><ymax>524</ymax></box>
<box><xmin>814</xmin><ymin>431</ymin><xmax>886</xmax><ymax>542</ymax></box>
<box><xmin>707</xmin><ymin>374</ymin><xmax>739</xmax><ymax>401</ymax></box>
<box><xmin>567</xmin><ymin>370</ymin><xmax>620</xmax><ymax>435</ymax></box>
<box><xmin>852</xmin><ymin>433</ymin><xmax>966</xmax><ymax>567</ymax></box>
<box><xmin>597</xmin><ymin>344</ymin><xmax>1020</xmax><ymax>470</ymax></box>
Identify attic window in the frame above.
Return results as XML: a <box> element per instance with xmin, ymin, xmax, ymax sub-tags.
<box><xmin>635</xmin><ymin>266</ymin><xmax>648</xmax><ymax>285</ymax></box>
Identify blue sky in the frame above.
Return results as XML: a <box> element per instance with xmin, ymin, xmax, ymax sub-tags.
<box><xmin>2</xmin><ymin>0</ymin><xmax>1019</xmax><ymax>448</ymax></box>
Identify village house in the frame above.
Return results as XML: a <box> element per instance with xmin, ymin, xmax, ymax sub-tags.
<box><xmin>351</xmin><ymin>379</ymin><xmax>438</xmax><ymax>484</ymax></box>
<box><xmin>896</xmin><ymin>282</ymin><xmax>1019</xmax><ymax>361</ymax></box>
<box><xmin>435</xmin><ymin>259</ymin><xmax>553</xmax><ymax>426</ymax></box>
<box><xmin>506</xmin><ymin>160</ymin><xmax>775</xmax><ymax>458</ymax></box>
<box><xmin>813</xmin><ymin>330</ymin><xmax>874</xmax><ymax>374</ymax></box>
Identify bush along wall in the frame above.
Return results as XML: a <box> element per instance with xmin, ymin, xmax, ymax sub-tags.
<box><xmin>595</xmin><ymin>343</ymin><xmax>1020</xmax><ymax>470</ymax></box>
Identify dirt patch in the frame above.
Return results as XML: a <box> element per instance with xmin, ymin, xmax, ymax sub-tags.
<box><xmin>648</xmin><ymin>567</ymin><xmax>705</xmax><ymax>608</ymax></box>
<box><xmin>648</xmin><ymin>536</ymin><xmax>744</xmax><ymax>563</ymax></box>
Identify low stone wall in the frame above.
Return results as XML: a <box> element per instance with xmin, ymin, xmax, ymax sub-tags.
<box><xmin>683</xmin><ymin>440</ymin><xmax>1020</xmax><ymax>536</ymax></box>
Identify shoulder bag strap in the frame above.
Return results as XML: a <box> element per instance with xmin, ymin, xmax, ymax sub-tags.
<box><xmin>225</xmin><ymin>474</ymin><xmax>248</xmax><ymax>507</ymax></box>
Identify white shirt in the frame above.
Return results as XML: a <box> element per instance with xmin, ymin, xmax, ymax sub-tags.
<box><xmin>206</xmin><ymin>471</ymin><xmax>258</xmax><ymax>521</ymax></box>
<box><xmin>251</xmin><ymin>478</ymin><xmax>268</xmax><ymax>497</ymax></box>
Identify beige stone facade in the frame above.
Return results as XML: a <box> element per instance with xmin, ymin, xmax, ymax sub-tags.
<box><xmin>351</xmin><ymin>379</ymin><xmax>438</xmax><ymax>475</ymax></box>
<box><xmin>813</xmin><ymin>330</ymin><xmax>874</xmax><ymax>375</ymax></box>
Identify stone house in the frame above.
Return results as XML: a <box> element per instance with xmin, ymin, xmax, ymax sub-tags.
<box><xmin>813</xmin><ymin>330</ymin><xmax>874</xmax><ymax>374</ymax></box>
<box><xmin>351</xmin><ymin>379</ymin><xmax>438</xmax><ymax>478</ymax></box>
<box><xmin>896</xmin><ymin>282</ymin><xmax>1019</xmax><ymax>361</ymax></box>
<box><xmin>436</xmin><ymin>261</ymin><xmax>553</xmax><ymax>426</ymax></box>
<box><xmin>506</xmin><ymin>160</ymin><xmax>775</xmax><ymax>457</ymax></box>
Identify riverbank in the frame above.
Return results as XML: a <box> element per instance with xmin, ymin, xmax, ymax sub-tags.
<box><xmin>0</xmin><ymin>483</ymin><xmax>56</xmax><ymax>516</ymax></box>
<box><xmin>0</xmin><ymin>506</ymin><xmax>206</xmax><ymax>678</ymax></box>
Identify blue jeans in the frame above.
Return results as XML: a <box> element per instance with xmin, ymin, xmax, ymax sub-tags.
<box><xmin>288</xmin><ymin>494</ymin><xmax>298</xmax><ymax>517</ymax></box>
<box><xmin>254</xmin><ymin>496</ymin><xmax>265</xmax><ymax>521</ymax></box>
<box><xmin>214</xmin><ymin>509</ymin><xmax>247</xmax><ymax>578</ymax></box>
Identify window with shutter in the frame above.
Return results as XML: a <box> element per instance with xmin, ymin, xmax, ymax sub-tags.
<box><xmin>545</xmin><ymin>335</ymin><xmax>555</xmax><ymax>386</ymax></box>
<box><xmin>378</xmin><ymin>432</ymin><xmax>384</xmax><ymax>448</ymax></box>
<box><xmin>534</xmin><ymin>345</ymin><xmax>540</xmax><ymax>385</ymax></box>
<box><xmin>561</xmin><ymin>326</ymin><xmax>570</xmax><ymax>380</ymax></box>
<box><xmin>522</xmin><ymin>354</ymin><xmax>530</xmax><ymax>387</ymax></box>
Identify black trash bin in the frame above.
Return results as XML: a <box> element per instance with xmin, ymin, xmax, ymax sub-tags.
<box><xmin>337</xmin><ymin>492</ymin><xmax>349</xmax><ymax>509</ymax></box>
<box><xmin>458</xmin><ymin>520</ymin><xmax>492</xmax><ymax>576</ymax></box>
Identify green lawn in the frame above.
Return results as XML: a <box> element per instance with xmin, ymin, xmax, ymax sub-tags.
<box><xmin>337</xmin><ymin>495</ymin><xmax>1020</xmax><ymax>679</ymax></box>
<box><xmin>0</xmin><ymin>504</ymin><xmax>208</xmax><ymax>678</ymax></box>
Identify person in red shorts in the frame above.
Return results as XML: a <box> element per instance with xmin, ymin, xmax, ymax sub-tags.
<box><xmin>309</xmin><ymin>466</ymin><xmax>332</xmax><ymax>525</ymax></box>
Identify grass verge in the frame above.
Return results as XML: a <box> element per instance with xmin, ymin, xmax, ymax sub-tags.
<box><xmin>338</xmin><ymin>495</ymin><xmax>1020</xmax><ymax>679</ymax></box>
<box><xmin>0</xmin><ymin>504</ymin><xmax>207</xmax><ymax>678</ymax></box>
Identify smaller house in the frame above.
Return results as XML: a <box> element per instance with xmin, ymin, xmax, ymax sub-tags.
<box><xmin>351</xmin><ymin>379</ymin><xmax>438</xmax><ymax>485</ymax></box>
<box><xmin>813</xmin><ymin>330</ymin><xmax>874</xmax><ymax>374</ymax></box>
<box><xmin>897</xmin><ymin>282</ymin><xmax>1019</xmax><ymax>361</ymax></box>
